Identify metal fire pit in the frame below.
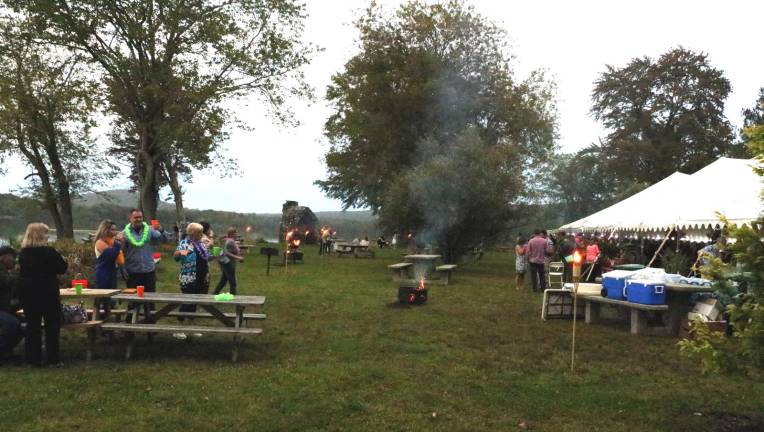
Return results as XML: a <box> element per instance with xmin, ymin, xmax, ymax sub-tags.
<box><xmin>398</xmin><ymin>280</ymin><xmax>428</xmax><ymax>305</ymax></box>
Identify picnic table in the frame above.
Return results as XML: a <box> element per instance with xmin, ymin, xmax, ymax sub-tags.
<box><xmin>613</xmin><ymin>264</ymin><xmax>646</xmax><ymax>271</ymax></box>
<box><xmin>334</xmin><ymin>243</ymin><xmax>374</xmax><ymax>258</ymax></box>
<box><xmin>575</xmin><ymin>282</ymin><xmax>715</xmax><ymax>335</ymax></box>
<box><xmin>403</xmin><ymin>254</ymin><xmax>441</xmax><ymax>279</ymax></box>
<box><xmin>103</xmin><ymin>292</ymin><xmax>265</xmax><ymax>361</ymax></box>
<box><xmin>59</xmin><ymin>288</ymin><xmax>121</xmax><ymax>361</ymax></box>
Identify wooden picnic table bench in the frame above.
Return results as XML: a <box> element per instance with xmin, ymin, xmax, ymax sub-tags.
<box><xmin>104</xmin><ymin>292</ymin><xmax>266</xmax><ymax>362</ymax></box>
<box><xmin>435</xmin><ymin>264</ymin><xmax>457</xmax><ymax>285</ymax></box>
<box><xmin>388</xmin><ymin>262</ymin><xmax>413</xmax><ymax>281</ymax></box>
<box><xmin>579</xmin><ymin>295</ymin><xmax>669</xmax><ymax>335</ymax></box>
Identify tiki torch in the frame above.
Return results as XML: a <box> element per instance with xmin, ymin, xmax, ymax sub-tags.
<box><xmin>570</xmin><ymin>250</ymin><xmax>583</xmax><ymax>371</ymax></box>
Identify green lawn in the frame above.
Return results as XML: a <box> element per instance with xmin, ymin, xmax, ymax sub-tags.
<box><xmin>1</xmin><ymin>246</ymin><xmax>762</xmax><ymax>431</ymax></box>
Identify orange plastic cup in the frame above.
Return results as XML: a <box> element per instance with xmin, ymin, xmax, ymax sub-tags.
<box><xmin>151</xmin><ymin>219</ymin><xmax>159</xmax><ymax>228</ymax></box>
<box><xmin>137</xmin><ymin>285</ymin><xmax>145</xmax><ymax>297</ymax></box>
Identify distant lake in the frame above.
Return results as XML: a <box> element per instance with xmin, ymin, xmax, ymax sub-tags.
<box><xmin>0</xmin><ymin>229</ymin><xmax>95</xmax><ymax>245</ymax></box>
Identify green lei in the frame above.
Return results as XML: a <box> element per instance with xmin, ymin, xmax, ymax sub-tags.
<box><xmin>125</xmin><ymin>222</ymin><xmax>150</xmax><ymax>247</ymax></box>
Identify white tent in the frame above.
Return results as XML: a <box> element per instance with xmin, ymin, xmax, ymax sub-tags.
<box><xmin>559</xmin><ymin>158</ymin><xmax>763</xmax><ymax>239</ymax></box>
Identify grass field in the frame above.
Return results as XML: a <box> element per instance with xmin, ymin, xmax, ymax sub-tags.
<box><xmin>1</xmin><ymin>245</ymin><xmax>762</xmax><ymax>431</ymax></box>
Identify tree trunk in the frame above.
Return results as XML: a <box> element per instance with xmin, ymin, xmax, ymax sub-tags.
<box><xmin>165</xmin><ymin>162</ymin><xmax>185</xmax><ymax>225</ymax></box>
<box><xmin>138</xmin><ymin>121</ymin><xmax>161</xmax><ymax>219</ymax></box>
<box><xmin>45</xmin><ymin>134</ymin><xmax>75</xmax><ymax>239</ymax></box>
<box><xmin>23</xmin><ymin>142</ymin><xmax>66</xmax><ymax>237</ymax></box>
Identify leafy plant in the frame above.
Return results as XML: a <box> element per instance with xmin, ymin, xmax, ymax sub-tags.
<box><xmin>679</xmin><ymin>122</ymin><xmax>764</xmax><ymax>374</ymax></box>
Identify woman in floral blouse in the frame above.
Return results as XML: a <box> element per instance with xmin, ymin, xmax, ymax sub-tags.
<box><xmin>173</xmin><ymin>222</ymin><xmax>213</xmax><ymax>339</ymax></box>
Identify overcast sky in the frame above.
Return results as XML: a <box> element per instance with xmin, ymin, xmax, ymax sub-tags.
<box><xmin>1</xmin><ymin>0</ymin><xmax>762</xmax><ymax>214</ymax></box>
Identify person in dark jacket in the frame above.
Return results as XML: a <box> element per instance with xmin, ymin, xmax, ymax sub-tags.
<box><xmin>18</xmin><ymin>223</ymin><xmax>67</xmax><ymax>367</ymax></box>
<box><xmin>0</xmin><ymin>246</ymin><xmax>22</xmax><ymax>362</ymax></box>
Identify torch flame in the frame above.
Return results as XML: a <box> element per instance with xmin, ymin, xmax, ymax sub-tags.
<box><xmin>573</xmin><ymin>250</ymin><xmax>583</xmax><ymax>265</ymax></box>
<box><xmin>418</xmin><ymin>278</ymin><xmax>425</xmax><ymax>290</ymax></box>
<box><xmin>294</xmin><ymin>239</ymin><xmax>301</xmax><ymax>247</ymax></box>
<box><xmin>305</xmin><ymin>230</ymin><xmax>310</xmax><ymax>236</ymax></box>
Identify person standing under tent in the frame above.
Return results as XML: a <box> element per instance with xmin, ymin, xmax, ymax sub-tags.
<box><xmin>526</xmin><ymin>230</ymin><xmax>549</xmax><ymax>293</ymax></box>
<box><xmin>585</xmin><ymin>237</ymin><xmax>601</xmax><ymax>282</ymax></box>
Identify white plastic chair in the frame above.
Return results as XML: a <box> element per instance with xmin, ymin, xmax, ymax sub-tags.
<box><xmin>548</xmin><ymin>261</ymin><xmax>564</xmax><ymax>289</ymax></box>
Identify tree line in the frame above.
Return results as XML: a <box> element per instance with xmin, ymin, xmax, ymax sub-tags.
<box><xmin>0</xmin><ymin>0</ymin><xmax>315</xmax><ymax>238</ymax></box>
<box><xmin>317</xmin><ymin>0</ymin><xmax>760</xmax><ymax>261</ymax></box>
<box><xmin>0</xmin><ymin>0</ymin><xmax>761</xmax><ymax>258</ymax></box>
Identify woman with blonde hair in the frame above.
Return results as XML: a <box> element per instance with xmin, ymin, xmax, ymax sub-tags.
<box><xmin>173</xmin><ymin>222</ymin><xmax>213</xmax><ymax>339</ymax></box>
<box><xmin>94</xmin><ymin>219</ymin><xmax>125</xmax><ymax>289</ymax></box>
<box><xmin>18</xmin><ymin>223</ymin><xmax>67</xmax><ymax>366</ymax></box>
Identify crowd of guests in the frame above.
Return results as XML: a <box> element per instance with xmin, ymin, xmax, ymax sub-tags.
<box><xmin>514</xmin><ymin>230</ymin><xmax>606</xmax><ymax>292</ymax></box>
<box><xmin>0</xmin><ymin>209</ymin><xmax>246</xmax><ymax>365</ymax></box>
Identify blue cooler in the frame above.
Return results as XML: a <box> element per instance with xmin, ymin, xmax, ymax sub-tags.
<box><xmin>601</xmin><ymin>270</ymin><xmax>635</xmax><ymax>300</ymax></box>
<box><xmin>624</xmin><ymin>280</ymin><xmax>666</xmax><ymax>305</ymax></box>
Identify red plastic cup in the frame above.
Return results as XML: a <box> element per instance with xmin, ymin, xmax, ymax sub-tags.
<box><xmin>137</xmin><ymin>285</ymin><xmax>145</xmax><ymax>297</ymax></box>
<box><xmin>153</xmin><ymin>252</ymin><xmax>161</xmax><ymax>259</ymax></box>
<box><xmin>151</xmin><ymin>219</ymin><xmax>159</xmax><ymax>229</ymax></box>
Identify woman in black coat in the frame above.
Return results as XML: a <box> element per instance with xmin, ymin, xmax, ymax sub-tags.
<box><xmin>18</xmin><ymin>223</ymin><xmax>67</xmax><ymax>366</ymax></box>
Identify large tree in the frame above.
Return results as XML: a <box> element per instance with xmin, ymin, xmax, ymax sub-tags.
<box><xmin>0</xmin><ymin>17</ymin><xmax>111</xmax><ymax>238</ymax></box>
<box><xmin>317</xmin><ymin>1</ymin><xmax>556</xmax><ymax>259</ymax></box>
<box><xmin>9</xmin><ymin>0</ymin><xmax>314</xmax><ymax>218</ymax></box>
<box><xmin>542</xmin><ymin>145</ymin><xmax>620</xmax><ymax>223</ymax></box>
<box><xmin>591</xmin><ymin>47</ymin><xmax>741</xmax><ymax>184</ymax></box>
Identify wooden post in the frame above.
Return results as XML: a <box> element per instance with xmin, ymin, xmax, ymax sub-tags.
<box><xmin>647</xmin><ymin>227</ymin><xmax>675</xmax><ymax>267</ymax></box>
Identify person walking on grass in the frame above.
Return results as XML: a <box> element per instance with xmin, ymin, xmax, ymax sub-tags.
<box><xmin>173</xmin><ymin>223</ymin><xmax>214</xmax><ymax>340</ymax></box>
<box><xmin>18</xmin><ymin>223</ymin><xmax>67</xmax><ymax>367</ymax></box>
<box><xmin>214</xmin><ymin>227</ymin><xmax>244</xmax><ymax>295</ymax></box>
<box><xmin>514</xmin><ymin>236</ymin><xmax>528</xmax><ymax>290</ymax></box>
<box><xmin>527</xmin><ymin>229</ymin><xmax>551</xmax><ymax>293</ymax></box>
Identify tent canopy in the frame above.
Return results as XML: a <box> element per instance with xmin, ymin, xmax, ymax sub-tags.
<box><xmin>559</xmin><ymin>158</ymin><xmax>763</xmax><ymax>235</ymax></box>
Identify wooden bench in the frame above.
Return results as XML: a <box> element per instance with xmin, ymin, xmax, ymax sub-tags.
<box><xmin>109</xmin><ymin>309</ymin><xmax>266</xmax><ymax>322</ymax></box>
<box><xmin>354</xmin><ymin>247</ymin><xmax>375</xmax><ymax>259</ymax></box>
<box><xmin>435</xmin><ymin>264</ymin><xmax>457</xmax><ymax>285</ymax></box>
<box><xmin>580</xmin><ymin>295</ymin><xmax>669</xmax><ymax>335</ymax></box>
<box><xmin>100</xmin><ymin>323</ymin><xmax>263</xmax><ymax>362</ymax></box>
<box><xmin>388</xmin><ymin>262</ymin><xmax>412</xmax><ymax>281</ymax></box>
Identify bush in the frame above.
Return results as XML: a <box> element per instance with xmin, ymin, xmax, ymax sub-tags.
<box><xmin>53</xmin><ymin>239</ymin><xmax>97</xmax><ymax>287</ymax></box>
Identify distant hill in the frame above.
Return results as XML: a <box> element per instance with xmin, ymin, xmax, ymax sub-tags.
<box><xmin>75</xmin><ymin>189</ymin><xmax>175</xmax><ymax>210</ymax></box>
<box><xmin>0</xmin><ymin>190</ymin><xmax>379</xmax><ymax>241</ymax></box>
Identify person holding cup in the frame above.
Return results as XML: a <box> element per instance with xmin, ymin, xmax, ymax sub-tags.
<box><xmin>122</xmin><ymin>209</ymin><xmax>167</xmax><ymax>296</ymax></box>
<box><xmin>214</xmin><ymin>227</ymin><xmax>244</xmax><ymax>295</ymax></box>
<box><xmin>94</xmin><ymin>219</ymin><xmax>125</xmax><ymax>290</ymax></box>
<box><xmin>173</xmin><ymin>223</ymin><xmax>213</xmax><ymax>339</ymax></box>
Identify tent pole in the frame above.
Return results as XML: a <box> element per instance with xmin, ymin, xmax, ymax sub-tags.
<box><xmin>647</xmin><ymin>226</ymin><xmax>675</xmax><ymax>268</ymax></box>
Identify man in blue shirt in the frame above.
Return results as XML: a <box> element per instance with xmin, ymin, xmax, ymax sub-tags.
<box><xmin>122</xmin><ymin>209</ymin><xmax>167</xmax><ymax>295</ymax></box>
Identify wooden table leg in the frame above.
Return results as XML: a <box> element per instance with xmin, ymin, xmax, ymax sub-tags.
<box><xmin>86</xmin><ymin>327</ymin><xmax>96</xmax><ymax>362</ymax></box>
<box><xmin>585</xmin><ymin>301</ymin><xmax>600</xmax><ymax>324</ymax></box>
<box><xmin>666</xmin><ymin>291</ymin><xmax>690</xmax><ymax>336</ymax></box>
<box><xmin>630</xmin><ymin>309</ymin><xmax>647</xmax><ymax>335</ymax></box>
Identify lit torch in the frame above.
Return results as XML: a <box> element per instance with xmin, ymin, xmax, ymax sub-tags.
<box><xmin>570</xmin><ymin>249</ymin><xmax>583</xmax><ymax>371</ymax></box>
